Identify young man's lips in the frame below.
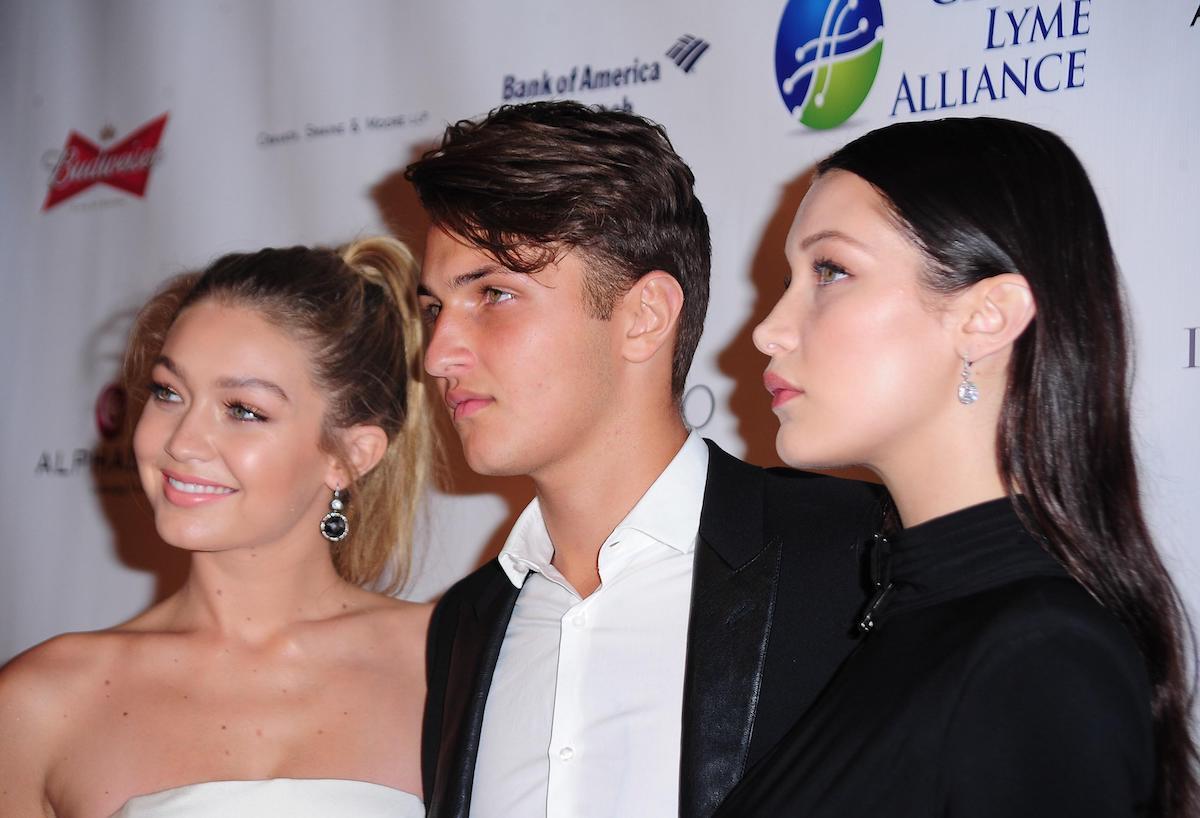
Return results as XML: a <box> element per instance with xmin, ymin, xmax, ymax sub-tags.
<box><xmin>161</xmin><ymin>471</ymin><xmax>238</xmax><ymax>507</ymax></box>
<box><xmin>453</xmin><ymin>397</ymin><xmax>493</xmax><ymax>421</ymax></box>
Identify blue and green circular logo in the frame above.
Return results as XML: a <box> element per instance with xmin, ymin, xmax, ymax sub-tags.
<box><xmin>775</xmin><ymin>0</ymin><xmax>885</xmax><ymax>130</ymax></box>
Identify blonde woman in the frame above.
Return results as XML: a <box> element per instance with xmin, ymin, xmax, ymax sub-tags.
<box><xmin>0</xmin><ymin>238</ymin><xmax>437</xmax><ymax>818</ymax></box>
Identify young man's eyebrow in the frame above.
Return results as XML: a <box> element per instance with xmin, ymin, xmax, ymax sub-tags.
<box><xmin>420</xmin><ymin>264</ymin><xmax>520</xmax><ymax>297</ymax></box>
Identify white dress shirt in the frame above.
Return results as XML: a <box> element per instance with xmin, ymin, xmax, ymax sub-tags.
<box><xmin>470</xmin><ymin>433</ymin><xmax>710</xmax><ymax>818</ymax></box>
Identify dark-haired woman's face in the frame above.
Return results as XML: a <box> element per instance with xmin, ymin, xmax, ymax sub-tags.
<box><xmin>753</xmin><ymin>171</ymin><xmax>964</xmax><ymax>473</ymax></box>
<box><xmin>132</xmin><ymin>301</ymin><xmax>339</xmax><ymax>554</ymax></box>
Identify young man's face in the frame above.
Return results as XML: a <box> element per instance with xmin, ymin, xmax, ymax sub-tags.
<box><xmin>419</xmin><ymin>227</ymin><xmax>624</xmax><ymax>480</ymax></box>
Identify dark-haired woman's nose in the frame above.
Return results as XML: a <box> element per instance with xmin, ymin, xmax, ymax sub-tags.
<box><xmin>753</xmin><ymin>297</ymin><xmax>800</xmax><ymax>357</ymax></box>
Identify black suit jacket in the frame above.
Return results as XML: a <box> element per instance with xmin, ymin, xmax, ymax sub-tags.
<box><xmin>422</xmin><ymin>440</ymin><xmax>884</xmax><ymax>818</ymax></box>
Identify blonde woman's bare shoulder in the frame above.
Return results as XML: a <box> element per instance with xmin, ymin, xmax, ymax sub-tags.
<box><xmin>351</xmin><ymin>592</ymin><xmax>434</xmax><ymax>659</ymax></box>
<box><xmin>0</xmin><ymin>631</ymin><xmax>133</xmax><ymax>814</ymax></box>
<box><xmin>0</xmin><ymin>629</ymin><xmax>134</xmax><ymax>714</ymax></box>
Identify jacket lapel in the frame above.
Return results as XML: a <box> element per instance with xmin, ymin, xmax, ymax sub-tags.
<box><xmin>430</xmin><ymin>566</ymin><xmax>521</xmax><ymax>818</ymax></box>
<box><xmin>679</xmin><ymin>440</ymin><xmax>781</xmax><ymax>818</ymax></box>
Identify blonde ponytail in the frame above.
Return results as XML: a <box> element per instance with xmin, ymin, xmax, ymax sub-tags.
<box><xmin>337</xmin><ymin>236</ymin><xmax>441</xmax><ymax>593</ymax></box>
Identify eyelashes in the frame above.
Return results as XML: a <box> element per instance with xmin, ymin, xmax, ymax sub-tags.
<box><xmin>813</xmin><ymin>257</ymin><xmax>850</xmax><ymax>285</ymax></box>
<box><xmin>781</xmin><ymin>257</ymin><xmax>852</xmax><ymax>292</ymax></box>
<box><xmin>224</xmin><ymin>401</ymin><xmax>268</xmax><ymax>422</ymax></box>
<box><xmin>147</xmin><ymin>381</ymin><xmax>269</xmax><ymax>422</ymax></box>
<box><xmin>418</xmin><ymin>285</ymin><xmax>513</xmax><ymax>324</ymax></box>
<box><xmin>481</xmin><ymin>286</ymin><xmax>514</xmax><ymax>305</ymax></box>
<box><xmin>149</xmin><ymin>381</ymin><xmax>181</xmax><ymax>403</ymax></box>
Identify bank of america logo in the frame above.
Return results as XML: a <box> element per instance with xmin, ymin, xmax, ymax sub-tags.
<box><xmin>666</xmin><ymin>34</ymin><xmax>709</xmax><ymax>73</ymax></box>
<box><xmin>774</xmin><ymin>0</ymin><xmax>884</xmax><ymax>129</ymax></box>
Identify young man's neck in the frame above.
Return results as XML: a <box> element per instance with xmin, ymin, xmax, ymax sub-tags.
<box><xmin>533</xmin><ymin>409</ymin><xmax>690</xmax><ymax>598</ymax></box>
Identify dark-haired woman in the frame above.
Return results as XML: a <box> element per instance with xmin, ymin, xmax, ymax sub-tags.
<box><xmin>0</xmin><ymin>238</ymin><xmax>437</xmax><ymax>817</ymax></box>
<box><xmin>714</xmin><ymin>117</ymin><xmax>1197</xmax><ymax>817</ymax></box>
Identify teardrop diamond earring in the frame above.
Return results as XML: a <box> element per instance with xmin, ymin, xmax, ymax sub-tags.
<box><xmin>957</xmin><ymin>357</ymin><xmax>980</xmax><ymax>405</ymax></box>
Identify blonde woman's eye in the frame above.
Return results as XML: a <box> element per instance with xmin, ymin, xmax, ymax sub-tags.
<box><xmin>150</xmin><ymin>382</ymin><xmax>182</xmax><ymax>403</ymax></box>
<box><xmin>814</xmin><ymin>259</ymin><xmax>850</xmax><ymax>286</ymax></box>
<box><xmin>226</xmin><ymin>401</ymin><xmax>267</xmax><ymax>422</ymax></box>
<box><xmin>483</xmin><ymin>287</ymin><xmax>514</xmax><ymax>305</ymax></box>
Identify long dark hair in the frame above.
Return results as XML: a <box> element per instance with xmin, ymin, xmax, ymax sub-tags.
<box><xmin>820</xmin><ymin>117</ymin><xmax>1196</xmax><ymax>816</ymax></box>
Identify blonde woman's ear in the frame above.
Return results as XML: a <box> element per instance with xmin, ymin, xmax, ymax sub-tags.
<box><xmin>327</xmin><ymin>424</ymin><xmax>389</xmax><ymax>488</ymax></box>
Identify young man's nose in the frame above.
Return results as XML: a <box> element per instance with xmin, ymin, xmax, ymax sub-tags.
<box><xmin>424</xmin><ymin>314</ymin><xmax>476</xmax><ymax>378</ymax></box>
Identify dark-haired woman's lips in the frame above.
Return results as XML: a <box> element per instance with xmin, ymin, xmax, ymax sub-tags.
<box><xmin>763</xmin><ymin>372</ymin><xmax>803</xmax><ymax>409</ymax></box>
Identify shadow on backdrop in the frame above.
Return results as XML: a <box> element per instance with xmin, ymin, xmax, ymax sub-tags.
<box><xmin>718</xmin><ymin>166</ymin><xmax>877</xmax><ymax>484</ymax></box>
<box><xmin>719</xmin><ymin>168</ymin><xmax>817</xmax><ymax>470</ymax></box>
<box><xmin>372</xmin><ymin>145</ymin><xmax>535</xmax><ymax>578</ymax></box>
<box><xmin>89</xmin><ymin>308</ymin><xmax>189</xmax><ymax>611</ymax></box>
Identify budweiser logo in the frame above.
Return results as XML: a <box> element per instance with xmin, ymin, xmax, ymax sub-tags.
<box><xmin>43</xmin><ymin>113</ymin><xmax>169</xmax><ymax>210</ymax></box>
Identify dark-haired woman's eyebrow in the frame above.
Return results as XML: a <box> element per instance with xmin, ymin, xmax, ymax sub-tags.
<box><xmin>799</xmin><ymin>229</ymin><xmax>869</xmax><ymax>251</ymax></box>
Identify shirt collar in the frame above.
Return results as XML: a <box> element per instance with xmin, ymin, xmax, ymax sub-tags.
<box><xmin>497</xmin><ymin>432</ymin><xmax>710</xmax><ymax>588</ymax></box>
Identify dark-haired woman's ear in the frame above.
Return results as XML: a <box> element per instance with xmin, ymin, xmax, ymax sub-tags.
<box><xmin>619</xmin><ymin>271</ymin><xmax>684</xmax><ymax>365</ymax></box>
<box><xmin>953</xmin><ymin>273</ymin><xmax>1036</xmax><ymax>367</ymax></box>
<box><xmin>326</xmin><ymin>424</ymin><xmax>389</xmax><ymax>487</ymax></box>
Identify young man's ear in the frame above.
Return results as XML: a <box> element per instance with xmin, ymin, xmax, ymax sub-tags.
<box><xmin>619</xmin><ymin>271</ymin><xmax>684</xmax><ymax>364</ymax></box>
<box><xmin>325</xmin><ymin>424</ymin><xmax>389</xmax><ymax>490</ymax></box>
<box><xmin>952</xmin><ymin>272</ymin><xmax>1036</xmax><ymax>367</ymax></box>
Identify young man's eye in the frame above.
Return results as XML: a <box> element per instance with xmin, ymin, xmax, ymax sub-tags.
<box><xmin>813</xmin><ymin>259</ymin><xmax>850</xmax><ymax>286</ymax></box>
<box><xmin>421</xmin><ymin>302</ymin><xmax>441</xmax><ymax>324</ymax></box>
<box><xmin>149</xmin><ymin>382</ymin><xmax>182</xmax><ymax>403</ymax></box>
<box><xmin>225</xmin><ymin>401</ymin><xmax>268</xmax><ymax>422</ymax></box>
<box><xmin>482</xmin><ymin>287</ymin><xmax>514</xmax><ymax>305</ymax></box>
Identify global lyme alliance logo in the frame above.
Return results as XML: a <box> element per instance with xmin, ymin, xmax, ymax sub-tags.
<box><xmin>774</xmin><ymin>0</ymin><xmax>885</xmax><ymax>130</ymax></box>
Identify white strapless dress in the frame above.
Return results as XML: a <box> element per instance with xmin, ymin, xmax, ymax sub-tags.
<box><xmin>108</xmin><ymin>778</ymin><xmax>423</xmax><ymax>818</ymax></box>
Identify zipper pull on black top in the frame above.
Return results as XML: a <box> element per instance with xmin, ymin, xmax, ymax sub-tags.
<box><xmin>858</xmin><ymin>533</ymin><xmax>894</xmax><ymax>635</ymax></box>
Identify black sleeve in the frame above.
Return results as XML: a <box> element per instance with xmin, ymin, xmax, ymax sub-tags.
<box><xmin>944</xmin><ymin>624</ymin><xmax>1154</xmax><ymax>817</ymax></box>
<box><xmin>421</xmin><ymin>593</ymin><xmax>455</xmax><ymax>800</ymax></box>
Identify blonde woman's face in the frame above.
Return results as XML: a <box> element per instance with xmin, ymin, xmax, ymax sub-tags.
<box><xmin>133</xmin><ymin>301</ymin><xmax>337</xmax><ymax>554</ymax></box>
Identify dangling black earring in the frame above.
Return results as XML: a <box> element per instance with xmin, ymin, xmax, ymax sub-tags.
<box><xmin>320</xmin><ymin>488</ymin><xmax>349</xmax><ymax>542</ymax></box>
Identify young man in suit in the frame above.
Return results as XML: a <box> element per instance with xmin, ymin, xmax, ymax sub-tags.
<box><xmin>408</xmin><ymin>101</ymin><xmax>882</xmax><ymax>818</ymax></box>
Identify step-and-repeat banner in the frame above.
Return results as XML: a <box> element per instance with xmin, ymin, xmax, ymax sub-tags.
<box><xmin>2</xmin><ymin>0</ymin><xmax>1198</xmax><ymax>663</ymax></box>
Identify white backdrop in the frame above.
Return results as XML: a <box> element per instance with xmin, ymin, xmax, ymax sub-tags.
<box><xmin>2</xmin><ymin>0</ymin><xmax>1198</xmax><ymax>676</ymax></box>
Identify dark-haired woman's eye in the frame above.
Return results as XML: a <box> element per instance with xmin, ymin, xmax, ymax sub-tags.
<box><xmin>226</xmin><ymin>401</ymin><xmax>267</xmax><ymax>422</ymax></box>
<box><xmin>813</xmin><ymin>258</ymin><xmax>850</xmax><ymax>286</ymax></box>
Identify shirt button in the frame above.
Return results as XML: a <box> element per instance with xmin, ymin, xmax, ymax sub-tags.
<box><xmin>571</xmin><ymin>614</ymin><xmax>586</xmax><ymax>628</ymax></box>
<box><xmin>559</xmin><ymin>747</ymin><xmax>575</xmax><ymax>761</ymax></box>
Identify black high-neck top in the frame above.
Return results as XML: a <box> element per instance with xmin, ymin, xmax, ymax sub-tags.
<box><xmin>714</xmin><ymin>497</ymin><xmax>1155</xmax><ymax>818</ymax></box>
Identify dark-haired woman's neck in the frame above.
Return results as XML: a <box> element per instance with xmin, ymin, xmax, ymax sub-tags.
<box><xmin>872</xmin><ymin>440</ymin><xmax>1009</xmax><ymax>529</ymax></box>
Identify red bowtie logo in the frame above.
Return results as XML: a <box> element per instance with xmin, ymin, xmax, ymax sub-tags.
<box><xmin>43</xmin><ymin>113</ymin><xmax>169</xmax><ymax>210</ymax></box>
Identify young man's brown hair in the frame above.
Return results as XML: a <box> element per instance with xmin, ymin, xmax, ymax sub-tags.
<box><xmin>405</xmin><ymin>100</ymin><xmax>711</xmax><ymax>399</ymax></box>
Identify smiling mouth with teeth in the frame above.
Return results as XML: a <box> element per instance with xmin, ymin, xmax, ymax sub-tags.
<box><xmin>166</xmin><ymin>476</ymin><xmax>235</xmax><ymax>495</ymax></box>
